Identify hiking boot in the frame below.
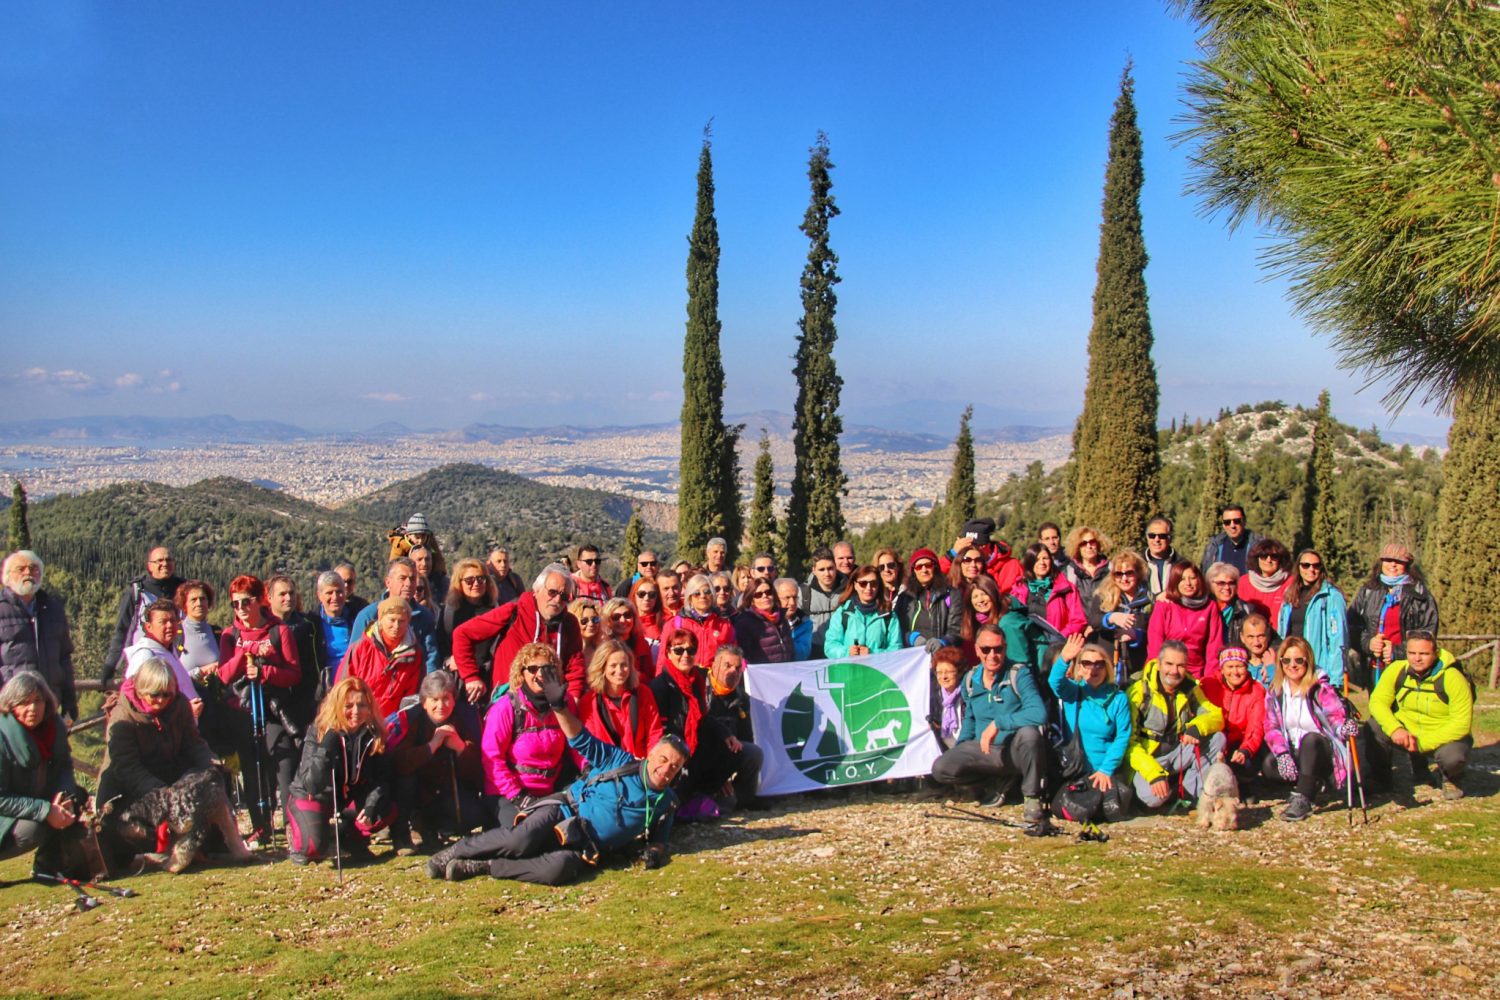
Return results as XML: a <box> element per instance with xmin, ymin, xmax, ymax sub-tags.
<box><xmin>287</xmin><ymin>851</ymin><xmax>310</xmax><ymax>866</ymax></box>
<box><xmin>1022</xmin><ymin>797</ymin><xmax>1046</xmax><ymax>826</ymax></box>
<box><xmin>445</xmin><ymin>858</ymin><xmax>490</xmax><ymax>882</ymax></box>
<box><xmin>1442</xmin><ymin>783</ymin><xmax>1465</xmax><ymax>801</ymax></box>
<box><xmin>426</xmin><ymin>844</ymin><xmax>459</xmax><ymax>879</ymax></box>
<box><xmin>975</xmin><ymin>787</ymin><xmax>1004</xmax><ymax>809</ymax></box>
<box><xmin>1281</xmin><ymin>792</ymin><xmax>1313</xmax><ymax>822</ymax></box>
<box><xmin>389</xmin><ymin>825</ymin><xmax>415</xmax><ymax>857</ymax></box>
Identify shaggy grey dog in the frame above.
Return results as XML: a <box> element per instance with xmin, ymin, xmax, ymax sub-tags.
<box><xmin>1196</xmin><ymin>760</ymin><xmax>1242</xmax><ymax>832</ymax></box>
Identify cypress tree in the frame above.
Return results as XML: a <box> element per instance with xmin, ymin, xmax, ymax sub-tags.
<box><xmin>747</xmin><ymin>432</ymin><xmax>779</xmax><ymax>563</ymax></box>
<box><xmin>621</xmin><ymin>508</ymin><xmax>644</xmax><ymax>576</ymax></box>
<box><xmin>677</xmin><ymin>127</ymin><xmax>738</xmax><ymax>562</ymax></box>
<box><xmin>1300</xmin><ymin>390</ymin><xmax>1340</xmax><ymax>561</ymax></box>
<box><xmin>784</xmin><ymin>131</ymin><xmax>847</xmax><ymax>575</ymax></box>
<box><xmin>8</xmin><ymin>481</ymin><xmax>29</xmax><ymax>553</ymax></box>
<box><xmin>1429</xmin><ymin>389</ymin><xmax>1500</xmax><ymax>634</ymax></box>
<box><xmin>1069</xmin><ymin>65</ymin><xmax>1161</xmax><ymax>546</ymax></box>
<box><xmin>945</xmin><ymin>405</ymin><xmax>977</xmax><ymax>545</ymax></box>
<box><xmin>1195</xmin><ymin>429</ymin><xmax>1230</xmax><ymax>558</ymax></box>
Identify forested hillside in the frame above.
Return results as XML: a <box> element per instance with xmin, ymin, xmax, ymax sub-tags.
<box><xmin>857</xmin><ymin>401</ymin><xmax>1442</xmax><ymax>590</ymax></box>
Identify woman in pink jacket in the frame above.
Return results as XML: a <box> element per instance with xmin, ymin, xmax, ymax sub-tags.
<box><xmin>480</xmin><ymin>642</ymin><xmax>581</xmax><ymax>828</ymax></box>
<box><xmin>1147</xmin><ymin>562</ymin><xmax>1224</xmax><ymax>679</ymax></box>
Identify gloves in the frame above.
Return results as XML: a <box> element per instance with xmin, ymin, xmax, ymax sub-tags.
<box><xmin>1276</xmin><ymin>753</ymin><xmax>1298</xmax><ymax>783</ymax></box>
<box><xmin>923</xmin><ymin>636</ymin><xmax>944</xmax><ymax>654</ymax></box>
<box><xmin>1338</xmin><ymin>717</ymin><xmax>1360</xmax><ymax>739</ymax></box>
<box><xmin>642</xmin><ymin>843</ymin><xmax>668</xmax><ymax>869</ymax></box>
<box><xmin>540</xmin><ymin>667</ymin><xmax>568</xmax><ymax>711</ymax></box>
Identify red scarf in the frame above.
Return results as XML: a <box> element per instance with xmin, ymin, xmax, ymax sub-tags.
<box><xmin>30</xmin><ymin>716</ymin><xmax>56</xmax><ymax>764</ymax></box>
<box><xmin>638</xmin><ymin>610</ymin><xmax>662</xmax><ymax>642</ymax></box>
<box><xmin>664</xmin><ymin>663</ymin><xmax>705</xmax><ymax>753</ymax></box>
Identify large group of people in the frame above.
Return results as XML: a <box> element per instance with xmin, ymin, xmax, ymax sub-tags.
<box><xmin>0</xmin><ymin>506</ymin><xmax>1479</xmax><ymax>888</ymax></box>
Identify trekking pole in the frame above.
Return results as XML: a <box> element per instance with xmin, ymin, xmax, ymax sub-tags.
<box><xmin>41</xmin><ymin>874</ymin><xmax>101</xmax><ymax>911</ymax></box>
<box><xmin>1343</xmin><ymin>673</ymin><xmax>1369</xmax><ymax>826</ymax></box>
<box><xmin>448</xmin><ymin>750</ymin><xmax>462</xmax><ymax>838</ymax></box>
<box><xmin>34</xmin><ymin>871</ymin><xmax>138</xmax><ymax>899</ymax></box>
<box><xmin>247</xmin><ymin>669</ymin><xmax>271</xmax><ymax>846</ymax></box>
<box><xmin>330</xmin><ymin>764</ymin><xmax>344</xmax><ymax>886</ymax></box>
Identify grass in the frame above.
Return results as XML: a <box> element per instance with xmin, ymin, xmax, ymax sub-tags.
<box><xmin>3</xmin><ymin>692</ymin><xmax>1496</xmax><ymax>998</ymax></box>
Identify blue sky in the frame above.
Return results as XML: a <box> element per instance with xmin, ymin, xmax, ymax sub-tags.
<box><xmin>0</xmin><ymin>1</ymin><xmax>1452</xmax><ymax>439</ymax></box>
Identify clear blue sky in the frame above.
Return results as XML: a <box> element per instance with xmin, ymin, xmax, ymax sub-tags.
<box><xmin>0</xmin><ymin>1</ymin><xmax>1452</xmax><ymax>439</ymax></box>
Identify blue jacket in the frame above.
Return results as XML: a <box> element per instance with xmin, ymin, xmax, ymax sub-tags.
<box><xmin>349</xmin><ymin>597</ymin><xmax>440</xmax><ymax>674</ymax></box>
<box><xmin>563</xmin><ymin>730</ymin><xmax>677</xmax><ymax>852</ymax></box>
<box><xmin>1048</xmin><ymin>658</ymin><xmax>1132</xmax><ymax>775</ymax></box>
<box><xmin>1277</xmin><ymin>583</ymin><xmax>1349</xmax><ymax>686</ymax></box>
<box><xmin>789</xmin><ymin>615</ymin><xmax>813</xmax><ymax>661</ymax></box>
<box><xmin>823</xmin><ymin>603</ymin><xmax>903</xmax><ymax>658</ymax></box>
<box><xmin>956</xmin><ymin>659</ymin><xmax>1047</xmax><ymax>745</ymax></box>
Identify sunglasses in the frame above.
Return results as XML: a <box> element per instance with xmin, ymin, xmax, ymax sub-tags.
<box><xmin>1079</xmin><ymin>539</ymin><xmax>1100</xmax><ymax>548</ymax></box>
<box><xmin>578</xmin><ymin>615</ymin><xmax>601</xmax><ymax>625</ymax></box>
<box><xmin>1146</xmin><ymin>532</ymin><xmax>1171</xmax><ymax>541</ymax></box>
<box><xmin>230</xmin><ymin>597</ymin><xmax>256</xmax><ymax>609</ymax></box>
<box><xmin>609</xmin><ymin>611</ymin><xmax>634</xmax><ymax>622</ymax></box>
<box><xmin>1222</xmin><ymin>517</ymin><xmax>1245</xmax><ymax>526</ymax></box>
<box><xmin>711</xmin><ymin>585</ymin><xmax>732</xmax><ymax>593</ymax></box>
<box><xmin>578</xmin><ymin>557</ymin><xmax>599</xmax><ymax>566</ymax></box>
<box><xmin>913</xmin><ymin>561</ymin><xmax>936</xmax><ymax>571</ymax></box>
<box><xmin>960</xmin><ymin>555</ymin><xmax>985</xmax><ymax>565</ymax></box>
<box><xmin>1279</xmin><ymin>655</ymin><xmax>1308</xmax><ymax>666</ymax></box>
<box><xmin>669</xmin><ymin>645</ymin><xmax>696</xmax><ymax>656</ymax></box>
<box><xmin>1299</xmin><ymin>561</ymin><xmax>1322</xmax><ymax>570</ymax></box>
<box><xmin>1077</xmin><ymin>658</ymin><xmax>1108</xmax><ymax>669</ymax></box>
<box><xmin>460</xmin><ymin>576</ymin><xmax>486</xmax><ymax>585</ymax></box>
<box><xmin>637</xmin><ymin>590</ymin><xmax>659</xmax><ymax>599</ymax></box>
<box><xmin>1210</xmin><ymin>578</ymin><xmax>1235</xmax><ymax>586</ymax></box>
<box><xmin>976</xmin><ymin>645</ymin><xmax>1005</xmax><ymax>656</ymax></box>
<box><xmin>521</xmin><ymin>664</ymin><xmax>550</xmax><ymax>675</ymax></box>
<box><xmin>639</xmin><ymin>560</ymin><xmax>658</xmax><ymax>568</ymax></box>
<box><xmin>854</xmin><ymin>580</ymin><xmax>879</xmax><ymax>589</ymax></box>
<box><xmin>753</xmin><ymin>589</ymin><xmax>774</xmax><ymax>599</ymax></box>
<box><xmin>877</xmin><ymin>562</ymin><xmax>900</xmax><ymax>572</ymax></box>
<box><xmin>1381</xmin><ymin>557</ymin><xmax>1410</xmax><ymax>566</ymax></box>
<box><xmin>1112</xmin><ymin>570</ymin><xmax>1137</xmax><ymax>578</ymax></box>
<box><xmin>687</xmin><ymin>590</ymin><xmax>710</xmax><ymax>599</ymax></box>
<box><xmin>753</xmin><ymin>565</ymin><xmax>774</xmax><ymax>574</ymax></box>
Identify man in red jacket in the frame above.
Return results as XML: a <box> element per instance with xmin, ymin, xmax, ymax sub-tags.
<box><xmin>451</xmin><ymin>564</ymin><xmax>584</xmax><ymax>706</ymax></box>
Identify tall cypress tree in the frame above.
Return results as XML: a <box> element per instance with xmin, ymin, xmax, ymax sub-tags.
<box><xmin>784</xmin><ymin>131</ymin><xmax>847</xmax><ymax>574</ymax></box>
<box><xmin>677</xmin><ymin>127</ymin><xmax>738</xmax><ymax>562</ymax></box>
<box><xmin>1429</xmin><ymin>389</ymin><xmax>1500</xmax><ymax>634</ymax></box>
<box><xmin>747</xmin><ymin>432</ymin><xmax>779</xmax><ymax>562</ymax></box>
<box><xmin>8</xmin><ymin>481</ymin><xmax>30</xmax><ymax>552</ymax></box>
<box><xmin>1195</xmin><ymin>429</ymin><xmax>1230</xmax><ymax>558</ymax></box>
<box><xmin>1069</xmin><ymin>65</ymin><xmax>1161</xmax><ymax>546</ymax></box>
<box><xmin>621</xmin><ymin>508</ymin><xmax>644</xmax><ymax>576</ymax></box>
<box><xmin>1300</xmin><ymin>390</ymin><xmax>1340</xmax><ymax>561</ymax></box>
<box><xmin>945</xmin><ymin>405</ymin><xmax>977</xmax><ymax>545</ymax></box>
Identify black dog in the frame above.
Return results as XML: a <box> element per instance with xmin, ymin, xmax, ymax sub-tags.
<box><xmin>106</xmin><ymin>766</ymin><xmax>253</xmax><ymax>873</ymax></box>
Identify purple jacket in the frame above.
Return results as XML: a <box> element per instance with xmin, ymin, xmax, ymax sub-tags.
<box><xmin>731</xmin><ymin>608</ymin><xmax>796</xmax><ymax>664</ymax></box>
<box><xmin>480</xmin><ymin>690</ymin><xmax>581</xmax><ymax>800</ymax></box>
<box><xmin>1263</xmin><ymin>680</ymin><xmax>1350</xmax><ymax>789</ymax></box>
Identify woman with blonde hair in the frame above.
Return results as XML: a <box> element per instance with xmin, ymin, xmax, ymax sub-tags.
<box><xmin>569</xmin><ymin>597</ymin><xmax>605</xmax><ymax>669</ymax></box>
<box><xmin>1261</xmin><ymin>636</ymin><xmax>1355</xmax><ymax>822</ymax></box>
<box><xmin>480</xmin><ymin>642</ymin><xmax>580</xmax><ymax>828</ymax></box>
<box><xmin>438</xmin><ymin>558</ymin><xmax>498</xmax><ymax>664</ymax></box>
<box><xmin>578</xmin><ymin>639</ymin><xmax>663</xmax><ymax>756</ymax></box>
<box><xmin>1086</xmin><ymin>549</ymin><xmax>1153</xmax><ymax>678</ymax></box>
<box><xmin>285</xmin><ymin>675</ymin><xmax>393</xmax><ymax>864</ymax></box>
<box><xmin>601</xmin><ymin>597</ymin><xmax>655</xmax><ymax>681</ymax></box>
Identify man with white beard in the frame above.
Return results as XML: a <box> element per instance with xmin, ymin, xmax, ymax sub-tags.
<box><xmin>0</xmin><ymin>551</ymin><xmax>78</xmax><ymax>722</ymax></box>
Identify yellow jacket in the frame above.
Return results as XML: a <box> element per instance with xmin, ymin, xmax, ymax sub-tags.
<box><xmin>1126</xmin><ymin>658</ymin><xmax>1225</xmax><ymax>783</ymax></box>
<box><xmin>1369</xmin><ymin>649</ymin><xmax>1473</xmax><ymax>752</ymax></box>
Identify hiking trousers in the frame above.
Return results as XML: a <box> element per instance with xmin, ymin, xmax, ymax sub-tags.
<box><xmin>1132</xmin><ymin>733</ymin><xmax>1227</xmax><ymax>808</ymax></box>
<box><xmin>930</xmin><ymin>727</ymin><xmax>1046</xmax><ymax>797</ymax></box>
<box><xmin>1360</xmin><ymin>725</ymin><xmax>1471</xmax><ymax>789</ymax></box>
<box><xmin>450</xmin><ymin>802</ymin><xmax>589</xmax><ymax>886</ymax></box>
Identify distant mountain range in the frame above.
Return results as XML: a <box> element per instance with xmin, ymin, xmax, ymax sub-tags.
<box><xmin>0</xmin><ymin>412</ymin><xmax>1072</xmax><ymax>449</ymax></box>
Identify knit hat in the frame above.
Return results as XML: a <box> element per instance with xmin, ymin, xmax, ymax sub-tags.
<box><xmin>909</xmin><ymin>548</ymin><xmax>940</xmax><ymax>570</ymax></box>
<box><xmin>377</xmin><ymin>595</ymin><xmax>410</xmax><ymax>619</ymax></box>
<box><xmin>1380</xmin><ymin>542</ymin><xmax>1414</xmax><ymax>565</ymax></box>
<box><xmin>405</xmin><ymin>512</ymin><xmax>430</xmax><ymax>536</ymax></box>
<box><xmin>1218</xmin><ymin>646</ymin><xmax>1249</xmax><ymax>669</ymax></box>
<box><xmin>961</xmin><ymin>518</ymin><xmax>996</xmax><ymax>546</ymax></box>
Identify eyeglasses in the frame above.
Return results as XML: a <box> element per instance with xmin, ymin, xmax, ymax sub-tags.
<box><xmin>1222</xmin><ymin>517</ymin><xmax>1245</xmax><ymax>526</ymax></box>
<box><xmin>148</xmin><ymin>558</ymin><xmax>174</xmax><ymax>566</ymax></box>
<box><xmin>669</xmin><ymin>645</ymin><xmax>696</xmax><ymax>657</ymax></box>
<box><xmin>854</xmin><ymin>580</ymin><xmax>879</xmax><ymax>589</ymax></box>
<box><xmin>638</xmin><ymin>560</ymin><xmax>658</xmax><ymax>568</ymax></box>
<box><xmin>578</xmin><ymin>557</ymin><xmax>599</xmax><ymax>566</ymax></box>
<box><xmin>877</xmin><ymin>562</ymin><xmax>900</xmax><ymax>572</ymax></box>
<box><xmin>141</xmin><ymin>690</ymin><xmax>174</xmax><ymax>702</ymax></box>
<box><xmin>230</xmin><ymin>597</ymin><xmax>256</xmax><ymax>609</ymax></box>
<box><xmin>1077</xmin><ymin>658</ymin><xmax>1108</xmax><ymax>669</ymax></box>
<box><xmin>1299</xmin><ymin>561</ymin><xmax>1322</xmax><ymax>570</ymax></box>
<box><xmin>544</xmin><ymin>587</ymin><xmax>566</xmax><ymax>599</ymax></box>
<box><xmin>460</xmin><ymin>576</ymin><xmax>486</xmax><ymax>585</ymax></box>
<box><xmin>1210</xmin><ymin>578</ymin><xmax>1235</xmax><ymax>587</ymax></box>
<box><xmin>1278</xmin><ymin>655</ymin><xmax>1308</xmax><ymax>666</ymax></box>
<box><xmin>1146</xmin><ymin>532</ymin><xmax>1171</xmax><ymax>541</ymax></box>
<box><xmin>977</xmin><ymin>645</ymin><xmax>1005</xmax><ymax>657</ymax></box>
<box><xmin>960</xmin><ymin>555</ymin><xmax>985</xmax><ymax>565</ymax></box>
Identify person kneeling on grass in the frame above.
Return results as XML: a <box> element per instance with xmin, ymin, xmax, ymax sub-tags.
<box><xmin>285</xmin><ymin>676</ymin><xmax>394</xmax><ymax>865</ymax></box>
<box><xmin>1361</xmin><ymin>630</ymin><xmax>1474</xmax><ymax>800</ymax></box>
<box><xmin>1125</xmin><ymin>640</ymin><xmax>1226</xmax><ymax>810</ymax></box>
<box><xmin>429</xmin><ymin>664</ymin><xmax>686</xmax><ymax>884</ymax></box>
<box><xmin>928</xmin><ymin>625</ymin><xmax>1049</xmax><ymax>826</ymax></box>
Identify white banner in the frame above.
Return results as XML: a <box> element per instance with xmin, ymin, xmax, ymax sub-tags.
<box><xmin>744</xmin><ymin>647</ymin><xmax>942</xmax><ymax>796</ymax></box>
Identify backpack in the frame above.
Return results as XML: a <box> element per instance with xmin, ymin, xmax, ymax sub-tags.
<box><xmin>1393</xmin><ymin>660</ymin><xmax>1477</xmax><ymax>708</ymax></box>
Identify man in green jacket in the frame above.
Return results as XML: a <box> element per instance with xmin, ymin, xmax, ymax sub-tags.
<box><xmin>1362</xmin><ymin>631</ymin><xmax>1473</xmax><ymax>799</ymax></box>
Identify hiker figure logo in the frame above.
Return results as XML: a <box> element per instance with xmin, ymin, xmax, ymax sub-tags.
<box><xmin>779</xmin><ymin>661</ymin><xmax>912</xmax><ymax>786</ymax></box>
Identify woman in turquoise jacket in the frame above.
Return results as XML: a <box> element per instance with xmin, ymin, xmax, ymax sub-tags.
<box><xmin>1276</xmin><ymin>549</ymin><xmax>1350</xmax><ymax>687</ymax></box>
<box><xmin>823</xmin><ymin>565</ymin><xmax>903</xmax><ymax>658</ymax></box>
<box><xmin>1048</xmin><ymin>635</ymin><xmax>1134</xmax><ymax>822</ymax></box>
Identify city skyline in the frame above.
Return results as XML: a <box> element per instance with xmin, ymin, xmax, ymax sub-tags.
<box><xmin>0</xmin><ymin>2</ymin><xmax>1453</xmax><ymax>438</ymax></box>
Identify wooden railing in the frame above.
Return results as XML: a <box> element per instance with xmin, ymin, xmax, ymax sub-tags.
<box><xmin>1441</xmin><ymin>634</ymin><xmax>1500</xmax><ymax>690</ymax></box>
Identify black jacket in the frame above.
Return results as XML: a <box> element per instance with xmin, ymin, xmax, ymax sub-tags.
<box><xmin>102</xmin><ymin>573</ymin><xmax>185</xmax><ymax>683</ymax></box>
<box><xmin>706</xmin><ymin>683</ymin><xmax>754</xmax><ymax>743</ymax></box>
<box><xmin>289</xmin><ymin>726</ymin><xmax>392</xmax><ymax>820</ymax></box>
<box><xmin>730</xmin><ymin>609</ymin><xmax>795</xmax><ymax>664</ymax></box>
<box><xmin>0</xmin><ymin>588</ymin><xmax>77</xmax><ymax>719</ymax></box>
<box><xmin>895</xmin><ymin>584</ymin><xmax>960</xmax><ymax>648</ymax></box>
<box><xmin>1350</xmin><ymin>579</ymin><xmax>1440</xmax><ymax>667</ymax></box>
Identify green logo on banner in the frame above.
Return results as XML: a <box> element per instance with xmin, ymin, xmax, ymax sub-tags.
<box><xmin>779</xmin><ymin>661</ymin><xmax>913</xmax><ymax>785</ymax></box>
